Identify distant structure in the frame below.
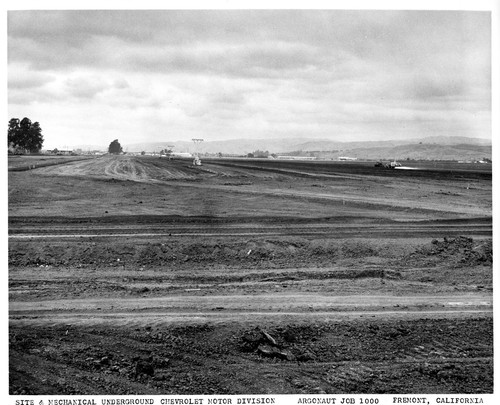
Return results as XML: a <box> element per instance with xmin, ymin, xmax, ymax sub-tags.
<box><xmin>276</xmin><ymin>156</ymin><xmax>317</xmax><ymax>160</ymax></box>
<box><xmin>48</xmin><ymin>149</ymin><xmax>74</xmax><ymax>155</ymax></box>
<box><xmin>338</xmin><ymin>156</ymin><xmax>357</xmax><ymax>161</ymax></box>
<box><xmin>170</xmin><ymin>152</ymin><xmax>193</xmax><ymax>158</ymax></box>
<box><xmin>159</xmin><ymin>145</ymin><xmax>176</xmax><ymax>158</ymax></box>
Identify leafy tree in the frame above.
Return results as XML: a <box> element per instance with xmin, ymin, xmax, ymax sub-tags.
<box><xmin>8</xmin><ymin>117</ymin><xmax>44</xmax><ymax>153</ymax></box>
<box><xmin>8</xmin><ymin>118</ymin><xmax>19</xmax><ymax>146</ymax></box>
<box><xmin>252</xmin><ymin>150</ymin><xmax>269</xmax><ymax>158</ymax></box>
<box><xmin>108</xmin><ymin>139</ymin><xmax>123</xmax><ymax>154</ymax></box>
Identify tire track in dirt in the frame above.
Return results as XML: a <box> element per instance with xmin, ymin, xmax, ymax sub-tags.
<box><xmin>36</xmin><ymin>155</ymin><xmax>197</xmax><ymax>182</ymax></box>
<box><xmin>9</xmin><ymin>310</ymin><xmax>492</xmax><ymax>328</ymax></box>
<box><xmin>11</xmin><ymin>293</ymin><xmax>492</xmax><ymax>309</ymax></box>
<box><xmin>205</xmin><ymin>160</ymin><xmax>368</xmax><ymax>181</ymax></box>
<box><xmin>8</xmin><ymin>222</ymin><xmax>492</xmax><ymax>239</ymax></box>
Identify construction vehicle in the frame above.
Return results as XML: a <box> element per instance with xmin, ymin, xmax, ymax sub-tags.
<box><xmin>374</xmin><ymin>160</ymin><xmax>401</xmax><ymax>169</ymax></box>
<box><xmin>386</xmin><ymin>160</ymin><xmax>401</xmax><ymax>169</ymax></box>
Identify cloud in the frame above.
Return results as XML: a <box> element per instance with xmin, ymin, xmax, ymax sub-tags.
<box><xmin>64</xmin><ymin>76</ymin><xmax>109</xmax><ymax>99</ymax></box>
<box><xmin>8</xmin><ymin>64</ymin><xmax>56</xmax><ymax>90</ymax></box>
<box><xmin>7</xmin><ymin>10</ymin><xmax>492</xmax><ymax>146</ymax></box>
<box><xmin>64</xmin><ymin>76</ymin><xmax>130</xmax><ymax>100</ymax></box>
<box><xmin>9</xmin><ymin>11</ymin><xmax>487</xmax><ymax>74</ymax></box>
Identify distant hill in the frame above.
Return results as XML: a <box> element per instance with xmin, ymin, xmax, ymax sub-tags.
<box><xmin>311</xmin><ymin>143</ymin><xmax>491</xmax><ymax>161</ymax></box>
<box><xmin>410</xmin><ymin>136</ymin><xmax>491</xmax><ymax>145</ymax></box>
<box><xmin>123</xmin><ymin>138</ymin><xmax>318</xmax><ymax>155</ymax></box>
<box><xmin>122</xmin><ymin>136</ymin><xmax>491</xmax><ymax>161</ymax></box>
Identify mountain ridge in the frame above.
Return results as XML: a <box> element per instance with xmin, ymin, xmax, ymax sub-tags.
<box><xmin>69</xmin><ymin>136</ymin><xmax>491</xmax><ymax>160</ymax></box>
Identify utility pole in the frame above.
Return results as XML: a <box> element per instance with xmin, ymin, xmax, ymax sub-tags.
<box><xmin>191</xmin><ymin>138</ymin><xmax>204</xmax><ymax>166</ymax></box>
<box><xmin>166</xmin><ymin>145</ymin><xmax>175</xmax><ymax>159</ymax></box>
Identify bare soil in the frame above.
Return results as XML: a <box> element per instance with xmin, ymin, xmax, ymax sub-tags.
<box><xmin>8</xmin><ymin>155</ymin><xmax>492</xmax><ymax>395</ymax></box>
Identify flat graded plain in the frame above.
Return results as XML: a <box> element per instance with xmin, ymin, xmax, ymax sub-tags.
<box><xmin>8</xmin><ymin>154</ymin><xmax>492</xmax><ymax>394</ymax></box>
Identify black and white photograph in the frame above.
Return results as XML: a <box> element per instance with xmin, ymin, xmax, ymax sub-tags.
<box><xmin>5</xmin><ymin>1</ymin><xmax>497</xmax><ymax>399</ymax></box>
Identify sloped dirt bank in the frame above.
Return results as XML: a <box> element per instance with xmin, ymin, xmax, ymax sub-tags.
<box><xmin>8</xmin><ymin>234</ymin><xmax>492</xmax><ymax>271</ymax></box>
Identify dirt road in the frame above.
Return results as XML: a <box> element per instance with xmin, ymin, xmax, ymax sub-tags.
<box><xmin>11</xmin><ymin>293</ymin><xmax>492</xmax><ymax>314</ymax></box>
<box><xmin>10</xmin><ymin>292</ymin><xmax>492</xmax><ymax>331</ymax></box>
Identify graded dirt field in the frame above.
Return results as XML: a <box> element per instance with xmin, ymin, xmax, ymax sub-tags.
<box><xmin>8</xmin><ymin>155</ymin><xmax>492</xmax><ymax>394</ymax></box>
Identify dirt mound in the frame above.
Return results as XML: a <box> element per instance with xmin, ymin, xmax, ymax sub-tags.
<box><xmin>8</xmin><ymin>237</ymin><xmax>406</xmax><ymax>270</ymax></box>
<box><xmin>408</xmin><ymin>236</ymin><xmax>492</xmax><ymax>267</ymax></box>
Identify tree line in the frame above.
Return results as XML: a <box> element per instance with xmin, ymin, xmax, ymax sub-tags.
<box><xmin>8</xmin><ymin>117</ymin><xmax>125</xmax><ymax>156</ymax></box>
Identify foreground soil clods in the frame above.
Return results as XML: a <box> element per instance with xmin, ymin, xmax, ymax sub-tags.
<box><xmin>241</xmin><ymin>328</ymin><xmax>294</xmax><ymax>361</ymax></box>
<box><xmin>9</xmin><ymin>318</ymin><xmax>493</xmax><ymax>394</ymax></box>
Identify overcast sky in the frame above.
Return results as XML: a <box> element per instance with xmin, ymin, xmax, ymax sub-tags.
<box><xmin>7</xmin><ymin>9</ymin><xmax>491</xmax><ymax>149</ymax></box>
